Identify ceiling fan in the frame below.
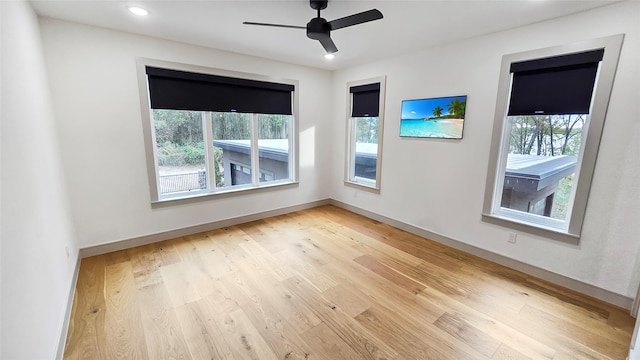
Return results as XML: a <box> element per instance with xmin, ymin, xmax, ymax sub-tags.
<box><xmin>243</xmin><ymin>0</ymin><xmax>383</xmax><ymax>54</ymax></box>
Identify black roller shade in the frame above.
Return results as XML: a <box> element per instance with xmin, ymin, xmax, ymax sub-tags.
<box><xmin>146</xmin><ymin>67</ymin><xmax>294</xmax><ymax>115</ymax></box>
<box><xmin>350</xmin><ymin>83</ymin><xmax>380</xmax><ymax>117</ymax></box>
<box><xmin>508</xmin><ymin>49</ymin><xmax>604</xmax><ymax>116</ymax></box>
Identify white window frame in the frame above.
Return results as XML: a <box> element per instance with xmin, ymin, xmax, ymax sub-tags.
<box><xmin>482</xmin><ymin>34</ymin><xmax>624</xmax><ymax>243</ymax></box>
<box><xmin>136</xmin><ymin>58</ymin><xmax>299</xmax><ymax>203</ymax></box>
<box><xmin>344</xmin><ymin>76</ymin><xmax>386</xmax><ymax>192</ymax></box>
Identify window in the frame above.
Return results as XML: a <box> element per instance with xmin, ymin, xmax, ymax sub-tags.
<box><xmin>137</xmin><ymin>59</ymin><xmax>298</xmax><ymax>202</ymax></box>
<box><xmin>345</xmin><ymin>77</ymin><xmax>386</xmax><ymax>190</ymax></box>
<box><xmin>482</xmin><ymin>35</ymin><xmax>624</xmax><ymax>242</ymax></box>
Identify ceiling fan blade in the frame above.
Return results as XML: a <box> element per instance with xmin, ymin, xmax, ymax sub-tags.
<box><xmin>327</xmin><ymin>9</ymin><xmax>383</xmax><ymax>31</ymax></box>
<box><xmin>243</xmin><ymin>21</ymin><xmax>306</xmax><ymax>30</ymax></box>
<box><xmin>319</xmin><ymin>37</ymin><xmax>338</xmax><ymax>54</ymax></box>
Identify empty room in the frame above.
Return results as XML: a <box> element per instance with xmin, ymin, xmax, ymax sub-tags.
<box><xmin>2</xmin><ymin>0</ymin><xmax>640</xmax><ymax>359</ymax></box>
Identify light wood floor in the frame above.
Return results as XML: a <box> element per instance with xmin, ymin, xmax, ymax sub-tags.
<box><xmin>64</xmin><ymin>205</ymin><xmax>635</xmax><ymax>359</ymax></box>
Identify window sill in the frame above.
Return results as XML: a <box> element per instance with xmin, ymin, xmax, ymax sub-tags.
<box><xmin>481</xmin><ymin>213</ymin><xmax>580</xmax><ymax>245</ymax></box>
<box><xmin>344</xmin><ymin>179</ymin><xmax>380</xmax><ymax>193</ymax></box>
<box><xmin>151</xmin><ymin>180</ymin><xmax>299</xmax><ymax>207</ymax></box>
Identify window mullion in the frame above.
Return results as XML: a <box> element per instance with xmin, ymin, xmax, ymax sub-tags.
<box><xmin>203</xmin><ymin>111</ymin><xmax>215</xmax><ymax>191</ymax></box>
<box><xmin>288</xmin><ymin>115</ymin><xmax>294</xmax><ymax>181</ymax></box>
<box><xmin>148</xmin><ymin>110</ymin><xmax>162</xmax><ymax>200</ymax></box>
<box><xmin>349</xmin><ymin>118</ymin><xmax>357</xmax><ymax>181</ymax></box>
<box><xmin>250</xmin><ymin>113</ymin><xmax>260</xmax><ymax>185</ymax></box>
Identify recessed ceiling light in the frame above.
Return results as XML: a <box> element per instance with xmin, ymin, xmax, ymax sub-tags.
<box><xmin>324</xmin><ymin>53</ymin><xmax>335</xmax><ymax>60</ymax></box>
<box><xmin>128</xmin><ymin>7</ymin><xmax>149</xmax><ymax>16</ymax></box>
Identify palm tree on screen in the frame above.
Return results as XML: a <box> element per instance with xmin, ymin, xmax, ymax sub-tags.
<box><xmin>447</xmin><ymin>98</ymin><xmax>466</xmax><ymax>118</ymax></box>
<box><xmin>432</xmin><ymin>106</ymin><xmax>443</xmax><ymax>118</ymax></box>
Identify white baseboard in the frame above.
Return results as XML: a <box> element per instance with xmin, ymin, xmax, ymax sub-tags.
<box><xmin>328</xmin><ymin>199</ymin><xmax>634</xmax><ymax>310</ymax></box>
<box><xmin>56</xmin><ymin>253</ymin><xmax>81</xmax><ymax>360</ymax></box>
<box><xmin>79</xmin><ymin>199</ymin><xmax>331</xmax><ymax>258</ymax></box>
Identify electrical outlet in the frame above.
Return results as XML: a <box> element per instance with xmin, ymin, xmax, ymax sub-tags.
<box><xmin>507</xmin><ymin>232</ymin><xmax>517</xmax><ymax>244</ymax></box>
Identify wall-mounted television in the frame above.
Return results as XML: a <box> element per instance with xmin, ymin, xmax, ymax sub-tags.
<box><xmin>400</xmin><ymin>95</ymin><xmax>467</xmax><ymax>139</ymax></box>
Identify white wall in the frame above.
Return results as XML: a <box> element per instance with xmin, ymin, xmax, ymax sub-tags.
<box><xmin>331</xmin><ymin>1</ymin><xmax>640</xmax><ymax>299</ymax></box>
<box><xmin>1</xmin><ymin>3</ymin><xmax>3</xmax><ymax>356</ymax></box>
<box><xmin>630</xmin><ymin>301</ymin><xmax>640</xmax><ymax>359</ymax></box>
<box><xmin>38</xmin><ymin>19</ymin><xmax>333</xmax><ymax>249</ymax></box>
<box><xmin>1</xmin><ymin>1</ymin><xmax>79</xmax><ymax>359</ymax></box>
<box><xmin>1</xmin><ymin>3</ymin><xmax>4</xmax><ymax>356</ymax></box>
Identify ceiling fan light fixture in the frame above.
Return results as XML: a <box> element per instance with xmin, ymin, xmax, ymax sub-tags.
<box><xmin>128</xmin><ymin>7</ymin><xmax>149</xmax><ymax>16</ymax></box>
<box><xmin>324</xmin><ymin>53</ymin><xmax>335</xmax><ymax>60</ymax></box>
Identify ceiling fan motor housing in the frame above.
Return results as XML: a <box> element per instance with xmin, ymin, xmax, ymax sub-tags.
<box><xmin>307</xmin><ymin>18</ymin><xmax>330</xmax><ymax>40</ymax></box>
<box><xmin>310</xmin><ymin>0</ymin><xmax>328</xmax><ymax>10</ymax></box>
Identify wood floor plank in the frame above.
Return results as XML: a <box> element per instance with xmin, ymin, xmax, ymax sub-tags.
<box><xmin>175</xmin><ymin>233</ymin><xmax>227</xmax><ymax>282</ymax></box>
<box><xmin>422</xmin><ymin>285</ymin><xmax>610</xmax><ymax>359</ymax></box>
<box><xmin>419</xmin><ymin>286</ymin><xmax>556</xmax><ymax>360</ymax></box>
<box><xmin>607</xmin><ymin>309</ymin><xmax>636</xmax><ymax>334</ymax></box>
<box><xmin>153</xmin><ymin>239</ymin><xmax>183</xmax><ymax>266</ymax></box>
<box><xmin>137</xmin><ymin>283</ymin><xmax>191</xmax><ymax>359</ymax></box>
<box><xmin>355</xmin><ymin>305</ymin><xmax>482</xmax><ymax>360</ymax></box>
<box><xmin>175</xmin><ymin>300</ymin><xmax>235</xmax><ymax>359</ymax></box>
<box><xmin>353</xmin><ymin>254</ymin><xmax>426</xmax><ymax>295</ymax></box>
<box><xmin>519</xmin><ymin>304</ymin><xmax>629</xmax><ymax>359</ymax></box>
<box><xmin>204</xmin><ymin>226</ymin><xmax>250</xmax><ymax>262</ymax></box>
<box><xmin>200</xmin><ymin>278</ymin><xmax>243</xmax><ymax>316</ymax></box>
<box><xmin>304</xmin><ymin>226</ymin><xmax>365</xmax><ymax>262</ymax></box>
<box><xmin>419</xmin><ymin>262</ymin><xmax>528</xmax><ymax>317</ymax></box>
<box><xmin>213</xmin><ymin>307</ymin><xmax>280</xmax><ymax>360</ymax></box>
<box><xmin>220</xmin><ymin>269</ymin><xmax>264</xmax><ymax>308</ymax></box>
<box><xmin>351</xmin><ymin>241</ymin><xmax>425</xmax><ymax>270</ymax></box>
<box><xmin>237</xmin><ymin>238</ymin><xmax>296</xmax><ymax>281</ymax></box>
<box><xmin>524</xmin><ymin>277</ymin><xmax>611</xmax><ymax>319</ymax></box>
<box><xmin>283</xmin><ymin>235</ymin><xmax>334</xmax><ymax>267</ymax></box>
<box><xmin>159</xmin><ymin>261</ymin><xmax>202</xmax><ymax>307</ymax></box>
<box><xmin>321</xmin><ymin>284</ymin><xmax>372</xmax><ymax>318</ymax></box>
<box><xmin>459</xmin><ymin>263</ymin><xmax>632</xmax><ymax>346</ymax></box>
<box><xmin>103</xmin><ymin>262</ymin><xmax>148</xmax><ymax>359</ymax></box>
<box><xmin>283</xmin><ymin>276</ymin><xmax>399</xmax><ymax>360</ymax></box>
<box><xmin>241</xmin><ymin>219</ymin><xmax>291</xmax><ymax>254</ymax></box>
<box><xmin>492</xmin><ymin>343</ymin><xmax>532</xmax><ymax>360</ymax></box>
<box><xmin>322</xmin><ymin>221</ymin><xmax>424</xmax><ymax>267</ymax></box>
<box><xmin>223</xmin><ymin>257</ymin><xmax>324</xmax><ymax>335</ymax></box>
<box><xmin>64</xmin><ymin>205</ymin><xmax>635</xmax><ymax>360</ymax></box>
<box><xmin>64</xmin><ymin>256</ymin><xmax>108</xmax><ymax>360</ymax></box>
<box><xmin>464</xmin><ymin>261</ymin><xmax>613</xmax><ymax>322</ymax></box>
<box><xmin>351</xmin><ymin>227</ymin><xmax>465</xmax><ymax>273</ymax></box>
<box><xmin>237</xmin><ymin>284</ymin><xmax>323</xmax><ymax>360</ymax></box>
<box><xmin>130</xmin><ymin>239</ymin><xmax>182</xmax><ymax>279</ymax></box>
<box><xmin>551</xmin><ymin>349</ymin><xmax>610</xmax><ymax>360</ymax></box>
<box><xmin>301</xmin><ymin>323</ymin><xmax>363</xmax><ymax>360</ymax></box>
<box><xmin>264</xmin><ymin>281</ymin><xmax>323</xmax><ymax>335</ymax></box>
<box><xmin>103</xmin><ymin>249</ymin><xmax>129</xmax><ymax>266</ymax></box>
<box><xmin>434</xmin><ymin>312</ymin><xmax>501</xmax><ymax>358</ymax></box>
<box><xmin>185</xmin><ymin>231</ymin><xmax>236</xmax><ymax>275</ymax></box>
<box><xmin>274</xmin><ymin>248</ymin><xmax>337</xmax><ymax>292</ymax></box>
<box><xmin>284</xmin><ymin>209</ymin><xmax>329</xmax><ymax>228</ymax></box>
<box><xmin>320</xmin><ymin>260</ymin><xmax>445</xmax><ymax>324</ymax></box>
<box><xmin>194</xmin><ymin>240</ymin><xmax>235</xmax><ymax>279</ymax></box>
<box><xmin>311</xmin><ymin>222</ymin><xmax>362</xmax><ymax>248</ymax></box>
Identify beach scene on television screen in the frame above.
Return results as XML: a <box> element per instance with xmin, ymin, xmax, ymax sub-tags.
<box><xmin>400</xmin><ymin>95</ymin><xmax>467</xmax><ymax>139</ymax></box>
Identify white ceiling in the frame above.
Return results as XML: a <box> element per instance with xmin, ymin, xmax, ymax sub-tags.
<box><xmin>30</xmin><ymin>0</ymin><xmax>620</xmax><ymax>70</ymax></box>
